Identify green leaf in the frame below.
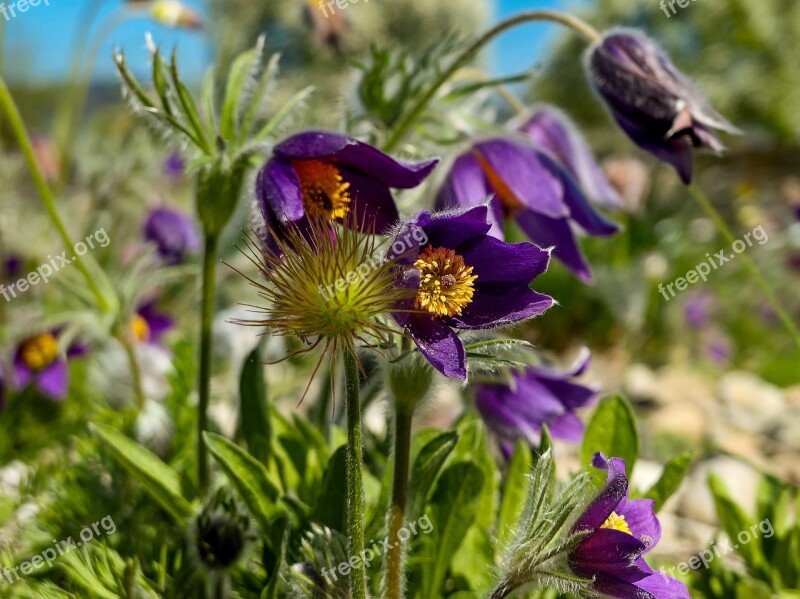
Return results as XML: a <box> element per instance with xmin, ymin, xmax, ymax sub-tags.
<box><xmin>422</xmin><ymin>461</ymin><xmax>484</xmax><ymax>598</ymax></box>
<box><xmin>203</xmin><ymin>432</ymin><xmax>285</xmax><ymax>534</ymax></box>
<box><xmin>261</xmin><ymin>516</ymin><xmax>291</xmax><ymax>599</ymax></box>
<box><xmin>581</xmin><ymin>394</ymin><xmax>639</xmax><ymax>476</ymax></box>
<box><xmin>170</xmin><ymin>49</ymin><xmax>211</xmax><ymax>153</ymax></box>
<box><xmin>254</xmin><ymin>86</ymin><xmax>314</xmax><ymax>142</ymax></box>
<box><xmin>239</xmin><ymin>343</ymin><xmax>271</xmax><ymax>466</ymax></box>
<box><xmin>313</xmin><ymin>445</ymin><xmax>348</xmax><ymax>533</ymax></box>
<box><xmin>496</xmin><ymin>440</ymin><xmax>532</xmax><ymax>551</ymax></box>
<box><xmin>240</xmin><ymin>50</ymin><xmax>280</xmax><ymax>144</ymax></box>
<box><xmin>90</xmin><ymin>423</ymin><xmax>193</xmax><ymax>522</ymax></box>
<box><xmin>220</xmin><ymin>46</ymin><xmax>259</xmax><ymax>140</ymax></box>
<box><xmin>709</xmin><ymin>474</ymin><xmax>764</xmax><ymax>570</ymax></box>
<box><xmin>643</xmin><ymin>452</ymin><xmax>693</xmax><ymax>512</ymax></box>
<box><xmin>407</xmin><ymin>430</ymin><xmax>458</xmax><ymax>521</ymax></box>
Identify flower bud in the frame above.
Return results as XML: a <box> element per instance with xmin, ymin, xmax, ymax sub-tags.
<box><xmin>192</xmin><ymin>488</ymin><xmax>254</xmax><ymax>571</ymax></box>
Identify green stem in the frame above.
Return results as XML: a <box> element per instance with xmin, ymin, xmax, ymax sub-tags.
<box><xmin>122</xmin><ymin>339</ymin><xmax>147</xmax><ymax>410</ymax></box>
<box><xmin>343</xmin><ymin>349</ymin><xmax>368</xmax><ymax>599</ymax></box>
<box><xmin>0</xmin><ymin>75</ymin><xmax>112</xmax><ymax>313</ymax></box>
<box><xmin>688</xmin><ymin>184</ymin><xmax>800</xmax><ymax>350</ymax></box>
<box><xmin>381</xmin><ymin>10</ymin><xmax>600</xmax><ymax>153</ymax></box>
<box><xmin>384</xmin><ymin>404</ymin><xmax>414</xmax><ymax>599</ymax></box>
<box><xmin>198</xmin><ymin>234</ymin><xmax>219</xmax><ymax>495</ymax></box>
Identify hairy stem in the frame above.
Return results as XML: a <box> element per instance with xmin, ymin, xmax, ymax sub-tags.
<box><xmin>123</xmin><ymin>339</ymin><xmax>147</xmax><ymax>410</ymax></box>
<box><xmin>344</xmin><ymin>349</ymin><xmax>368</xmax><ymax>599</ymax></box>
<box><xmin>198</xmin><ymin>233</ymin><xmax>219</xmax><ymax>495</ymax></box>
<box><xmin>384</xmin><ymin>404</ymin><xmax>414</xmax><ymax>599</ymax></box>
<box><xmin>382</xmin><ymin>10</ymin><xmax>600</xmax><ymax>153</ymax></box>
<box><xmin>689</xmin><ymin>184</ymin><xmax>800</xmax><ymax>350</ymax></box>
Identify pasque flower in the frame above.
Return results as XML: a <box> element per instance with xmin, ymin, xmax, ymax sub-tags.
<box><xmin>390</xmin><ymin>205</ymin><xmax>553</xmax><ymax>380</ymax></box>
<box><xmin>130</xmin><ymin>301</ymin><xmax>175</xmax><ymax>347</ymax></box>
<box><xmin>13</xmin><ymin>331</ymin><xmax>86</xmax><ymax>400</ymax></box>
<box><xmin>586</xmin><ymin>29</ymin><xmax>740</xmax><ymax>184</ymax></box>
<box><xmin>256</xmin><ymin>131</ymin><xmax>438</xmax><ymax>245</ymax></box>
<box><xmin>436</xmin><ymin>139</ymin><xmax>618</xmax><ymax>282</ymax></box>
<box><xmin>475</xmin><ymin>349</ymin><xmax>597</xmax><ymax>450</ymax></box>
<box><xmin>519</xmin><ymin>106</ymin><xmax>623</xmax><ymax>209</ymax></box>
<box><xmin>142</xmin><ymin>207</ymin><xmax>200</xmax><ymax>265</ymax></box>
<box><xmin>569</xmin><ymin>453</ymin><xmax>689</xmax><ymax>598</ymax></box>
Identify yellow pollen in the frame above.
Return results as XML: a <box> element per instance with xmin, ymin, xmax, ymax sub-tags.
<box><xmin>600</xmin><ymin>511</ymin><xmax>633</xmax><ymax>536</ymax></box>
<box><xmin>131</xmin><ymin>314</ymin><xmax>151</xmax><ymax>343</ymax></box>
<box><xmin>474</xmin><ymin>151</ymin><xmax>526</xmax><ymax>215</ymax></box>
<box><xmin>20</xmin><ymin>333</ymin><xmax>59</xmax><ymax>371</ymax></box>
<box><xmin>292</xmin><ymin>159</ymin><xmax>352</xmax><ymax>221</ymax></box>
<box><xmin>413</xmin><ymin>246</ymin><xmax>478</xmax><ymax>318</ymax></box>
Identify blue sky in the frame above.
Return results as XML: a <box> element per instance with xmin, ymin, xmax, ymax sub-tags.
<box><xmin>2</xmin><ymin>0</ymin><xmax>578</xmax><ymax>84</ymax></box>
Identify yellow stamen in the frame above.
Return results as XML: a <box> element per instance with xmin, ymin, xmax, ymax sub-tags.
<box><xmin>474</xmin><ymin>151</ymin><xmax>526</xmax><ymax>215</ymax></box>
<box><xmin>292</xmin><ymin>159</ymin><xmax>352</xmax><ymax>221</ymax></box>
<box><xmin>413</xmin><ymin>246</ymin><xmax>478</xmax><ymax>318</ymax></box>
<box><xmin>20</xmin><ymin>333</ymin><xmax>59</xmax><ymax>371</ymax></box>
<box><xmin>600</xmin><ymin>511</ymin><xmax>633</xmax><ymax>536</ymax></box>
<box><xmin>131</xmin><ymin>314</ymin><xmax>151</xmax><ymax>343</ymax></box>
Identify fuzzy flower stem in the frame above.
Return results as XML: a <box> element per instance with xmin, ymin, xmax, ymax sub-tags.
<box><xmin>384</xmin><ymin>402</ymin><xmax>414</xmax><ymax>599</ymax></box>
<box><xmin>123</xmin><ymin>340</ymin><xmax>147</xmax><ymax>410</ymax></box>
<box><xmin>488</xmin><ymin>584</ymin><xmax>513</xmax><ymax>599</ymax></box>
<box><xmin>382</xmin><ymin>11</ymin><xmax>600</xmax><ymax>153</ymax></box>
<box><xmin>0</xmin><ymin>75</ymin><xmax>113</xmax><ymax>313</ymax></box>
<box><xmin>344</xmin><ymin>349</ymin><xmax>368</xmax><ymax>599</ymax></box>
<box><xmin>689</xmin><ymin>184</ymin><xmax>800</xmax><ymax>350</ymax></box>
<box><xmin>198</xmin><ymin>233</ymin><xmax>219</xmax><ymax>496</ymax></box>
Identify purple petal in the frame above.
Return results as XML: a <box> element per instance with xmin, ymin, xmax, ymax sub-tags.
<box><xmin>586</xmin><ymin>574</ymin><xmax>656</xmax><ymax>599</ymax></box>
<box><xmin>404</xmin><ymin>313</ymin><xmax>466</xmax><ymax>380</ymax></box>
<box><xmin>451</xmin><ymin>285</ymin><xmax>553</xmax><ymax>330</ymax></box>
<box><xmin>142</xmin><ymin>207</ymin><xmax>200</xmax><ymax>264</ymax></box>
<box><xmin>460</xmin><ymin>236</ymin><xmax>551</xmax><ymax>283</ymax></box>
<box><xmin>516</xmin><ymin>210</ymin><xmax>594</xmax><ymax>283</ymax></box>
<box><xmin>36</xmin><ymin>359</ymin><xmax>69</xmax><ymax>400</ymax></box>
<box><xmin>13</xmin><ymin>354</ymin><xmax>32</xmax><ymax>389</ymax></box>
<box><xmin>548</xmin><ymin>412</ymin><xmax>586</xmax><ymax>442</ymax></box>
<box><xmin>570</xmin><ymin>529</ymin><xmax>648</xmax><ymax>580</ymax></box>
<box><xmin>572</xmin><ymin>454</ymin><xmax>629</xmax><ymax>533</ymax></box>
<box><xmin>275</xmin><ymin>130</ymin><xmax>439</xmax><ymax>188</ymax></box>
<box><xmin>339</xmin><ymin>167</ymin><xmax>400</xmax><ymax>234</ymax></box>
<box><xmin>521</xmin><ymin>106</ymin><xmax>624</xmax><ymax>209</ymax></box>
<box><xmin>421</xmin><ymin>205</ymin><xmax>493</xmax><ymax>251</ymax></box>
<box><xmin>634</xmin><ymin>564</ymin><xmax>691</xmax><ymax>599</ymax></box>
<box><xmin>256</xmin><ymin>156</ymin><xmax>305</xmax><ymax>223</ymax></box>
<box><xmin>473</xmin><ymin>139</ymin><xmax>569</xmax><ymax>219</ymax></box>
<box><xmin>618</xmin><ymin>498</ymin><xmax>662</xmax><ymax>552</ymax></box>
<box><xmin>475</xmin><ymin>385</ymin><xmax>541</xmax><ymax>446</ymax></box>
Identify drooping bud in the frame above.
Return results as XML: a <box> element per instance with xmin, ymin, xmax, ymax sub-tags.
<box><xmin>191</xmin><ymin>488</ymin><xmax>254</xmax><ymax>571</ymax></box>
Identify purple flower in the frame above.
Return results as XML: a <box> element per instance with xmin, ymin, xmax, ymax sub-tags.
<box><xmin>3</xmin><ymin>254</ymin><xmax>23</xmax><ymax>281</ymax></box>
<box><xmin>683</xmin><ymin>290</ymin><xmax>715</xmax><ymax>329</ymax></box>
<box><xmin>164</xmin><ymin>153</ymin><xmax>185</xmax><ymax>182</ymax></box>
<box><xmin>586</xmin><ymin>29</ymin><xmax>739</xmax><ymax>184</ymax></box>
<box><xmin>569</xmin><ymin>453</ymin><xmax>690</xmax><ymax>599</ymax></box>
<box><xmin>131</xmin><ymin>301</ymin><xmax>175</xmax><ymax>347</ymax></box>
<box><xmin>142</xmin><ymin>207</ymin><xmax>200</xmax><ymax>265</ymax></box>
<box><xmin>475</xmin><ymin>349</ymin><xmax>597</xmax><ymax>449</ymax></box>
<box><xmin>436</xmin><ymin>138</ymin><xmax>618</xmax><ymax>282</ymax></box>
<box><xmin>519</xmin><ymin>106</ymin><xmax>623</xmax><ymax>209</ymax></box>
<box><xmin>256</xmin><ymin>131</ymin><xmax>438</xmax><ymax>243</ymax></box>
<box><xmin>13</xmin><ymin>331</ymin><xmax>85</xmax><ymax>400</ymax></box>
<box><xmin>390</xmin><ymin>205</ymin><xmax>553</xmax><ymax>380</ymax></box>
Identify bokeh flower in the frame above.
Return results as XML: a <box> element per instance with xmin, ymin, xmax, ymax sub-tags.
<box><xmin>436</xmin><ymin>139</ymin><xmax>618</xmax><ymax>282</ymax></box>
<box><xmin>519</xmin><ymin>106</ymin><xmax>623</xmax><ymax>209</ymax></box>
<box><xmin>586</xmin><ymin>29</ymin><xmax>739</xmax><ymax>184</ymax></box>
<box><xmin>569</xmin><ymin>453</ymin><xmax>689</xmax><ymax>599</ymax></box>
<box><xmin>13</xmin><ymin>331</ymin><xmax>85</xmax><ymax>400</ymax></box>
<box><xmin>683</xmin><ymin>290</ymin><xmax>715</xmax><ymax>329</ymax></box>
<box><xmin>3</xmin><ymin>254</ymin><xmax>23</xmax><ymax>281</ymax></box>
<box><xmin>256</xmin><ymin>131</ymin><xmax>438</xmax><ymax>247</ymax></box>
<box><xmin>163</xmin><ymin>152</ymin><xmax>186</xmax><ymax>182</ymax></box>
<box><xmin>475</xmin><ymin>349</ymin><xmax>597</xmax><ymax>451</ymax></box>
<box><xmin>149</xmin><ymin>0</ymin><xmax>203</xmax><ymax>30</ymax></box>
<box><xmin>390</xmin><ymin>205</ymin><xmax>553</xmax><ymax>379</ymax></box>
<box><xmin>131</xmin><ymin>301</ymin><xmax>175</xmax><ymax>347</ymax></box>
<box><xmin>142</xmin><ymin>207</ymin><xmax>200</xmax><ymax>265</ymax></box>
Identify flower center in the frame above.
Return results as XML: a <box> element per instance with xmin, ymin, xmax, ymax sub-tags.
<box><xmin>413</xmin><ymin>246</ymin><xmax>478</xmax><ymax>317</ymax></box>
<box><xmin>474</xmin><ymin>151</ymin><xmax>526</xmax><ymax>214</ymax></box>
<box><xmin>600</xmin><ymin>511</ymin><xmax>632</xmax><ymax>536</ymax></box>
<box><xmin>131</xmin><ymin>314</ymin><xmax>151</xmax><ymax>343</ymax></box>
<box><xmin>292</xmin><ymin>159</ymin><xmax>351</xmax><ymax>221</ymax></box>
<box><xmin>20</xmin><ymin>333</ymin><xmax>59</xmax><ymax>371</ymax></box>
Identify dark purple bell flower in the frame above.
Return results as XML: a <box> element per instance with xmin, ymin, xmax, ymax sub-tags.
<box><xmin>13</xmin><ymin>330</ymin><xmax>85</xmax><ymax>400</ymax></box>
<box><xmin>475</xmin><ymin>349</ymin><xmax>597</xmax><ymax>449</ymax></box>
<box><xmin>586</xmin><ymin>29</ymin><xmax>740</xmax><ymax>184</ymax></box>
<box><xmin>389</xmin><ymin>205</ymin><xmax>553</xmax><ymax>380</ymax></box>
<box><xmin>436</xmin><ymin>138</ymin><xmax>618</xmax><ymax>282</ymax></box>
<box><xmin>256</xmin><ymin>131</ymin><xmax>438</xmax><ymax>244</ymax></box>
<box><xmin>3</xmin><ymin>254</ymin><xmax>23</xmax><ymax>281</ymax></box>
<box><xmin>520</xmin><ymin>106</ymin><xmax>623</xmax><ymax>209</ymax></box>
<box><xmin>132</xmin><ymin>301</ymin><xmax>175</xmax><ymax>347</ymax></box>
<box><xmin>569</xmin><ymin>453</ymin><xmax>689</xmax><ymax>599</ymax></box>
<box><xmin>142</xmin><ymin>207</ymin><xmax>200</xmax><ymax>265</ymax></box>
